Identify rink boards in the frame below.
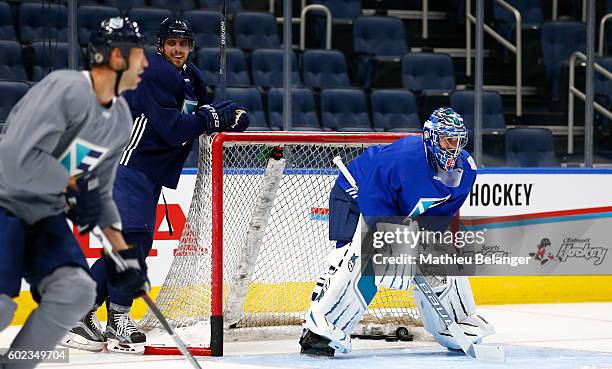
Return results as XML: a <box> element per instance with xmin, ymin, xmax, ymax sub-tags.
<box><xmin>9</xmin><ymin>168</ymin><xmax>612</xmax><ymax>325</ymax></box>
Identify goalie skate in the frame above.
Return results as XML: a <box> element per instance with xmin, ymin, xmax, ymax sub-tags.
<box><xmin>105</xmin><ymin>310</ymin><xmax>146</xmax><ymax>354</ymax></box>
<box><xmin>299</xmin><ymin>329</ymin><xmax>335</xmax><ymax>357</ymax></box>
<box><xmin>60</xmin><ymin>310</ymin><xmax>106</xmax><ymax>352</ymax></box>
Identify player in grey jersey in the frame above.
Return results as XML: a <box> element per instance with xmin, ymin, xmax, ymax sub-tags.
<box><xmin>0</xmin><ymin>18</ymin><xmax>149</xmax><ymax>369</ymax></box>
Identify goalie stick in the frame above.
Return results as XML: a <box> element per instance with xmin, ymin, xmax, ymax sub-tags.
<box><xmin>332</xmin><ymin>156</ymin><xmax>505</xmax><ymax>363</ymax></box>
<box><xmin>92</xmin><ymin>230</ymin><xmax>203</xmax><ymax>369</ymax></box>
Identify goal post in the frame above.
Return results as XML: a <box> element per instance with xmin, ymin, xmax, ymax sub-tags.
<box><xmin>141</xmin><ymin>131</ymin><xmax>423</xmax><ymax>356</ymax></box>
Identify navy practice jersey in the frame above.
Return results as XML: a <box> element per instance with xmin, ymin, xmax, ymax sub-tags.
<box><xmin>336</xmin><ymin>135</ymin><xmax>477</xmax><ymax>224</ymax></box>
<box><xmin>120</xmin><ymin>52</ymin><xmax>208</xmax><ymax>188</ymax></box>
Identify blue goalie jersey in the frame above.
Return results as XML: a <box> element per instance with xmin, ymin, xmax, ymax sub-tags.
<box><xmin>120</xmin><ymin>52</ymin><xmax>208</xmax><ymax>188</ymax></box>
<box><xmin>337</xmin><ymin>135</ymin><xmax>477</xmax><ymax>223</ymax></box>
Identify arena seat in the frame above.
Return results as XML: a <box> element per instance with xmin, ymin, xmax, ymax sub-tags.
<box><xmin>320</xmin><ymin>88</ymin><xmax>372</xmax><ymax>131</ymax></box>
<box><xmin>251</xmin><ymin>49</ymin><xmax>300</xmax><ymax>89</ymax></box>
<box><xmin>0</xmin><ymin>80</ymin><xmax>29</xmax><ymax>123</ymax></box>
<box><xmin>196</xmin><ymin>47</ymin><xmax>250</xmax><ymax>87</ymax></box>
<box><xmin>302</xmin><ymin>49</ymin><xmax>350</xmax><ymax>90</ymax></box>
<box><xmin>19</xmin><ymin>3</ymin><xmax>67</xmax><ymax>43</ymax></box>
<box><xmin>267</xmin><ymin>88</ymin><xmax>321</xmax><ymax>131</ymax></box>
<box><xmin>505</xmin><ymin>128</ymin><xmax>558</xmax><ymax>167</ymax></box>
<box><xmin>0</xmin><ymin>2</ymin><xmax>15</xmax><ymax>41</ymax></box>
<box><xmin>0</xmin><ymin>40</ymin><xmax>27</xmax><ymax>80</ymax></box>
<box><xmin>233</xmin><ymin>12</ymin><xmax>280</xmax><ymax>50</ymax></box>
<box><xmin>183</xmin><ymin>10</ymin><xmax>233</xmax><ymax>49</ymax></box>
<box><xmin>371</xmin><ymin>89</ymin><xmax>421</xmax><ymax>132</ymax></box>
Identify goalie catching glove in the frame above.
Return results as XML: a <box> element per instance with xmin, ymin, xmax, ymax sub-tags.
<box><xmin>104</xmin><ymin>246</ymin><xmax>150</xmax><ymax>298</ymax></box>
<box><xmin>64</xmin><ymin>172</ymin><xmax>101</xmax><ymax>235</ymax></box>
<box><xmin>197</xmin><ymin>100</ymin><xmax>250</xmax><ymax>134</ymax></box>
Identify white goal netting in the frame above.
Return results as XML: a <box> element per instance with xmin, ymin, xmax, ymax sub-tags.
<box><xmin>140</xmin><ymin>133</ymin><xmax>422</xmax><ymax>347</ymax></box>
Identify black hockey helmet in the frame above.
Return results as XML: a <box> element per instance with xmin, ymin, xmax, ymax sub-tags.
<box><xmin>156</xmin><ymin>17</ymin><xmax>195</xmax><ymax>53</ymax></box>
<box><xmin>89</xmin><ymin>16</ymin><xmax>146</xmax><ymax>68</ymax></box>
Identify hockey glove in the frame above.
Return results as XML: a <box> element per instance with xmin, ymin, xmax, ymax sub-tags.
<box><xmin>197</xmin><ymin>100</ymin><xmax>236</xmax><ymax>133</ymax></box>
<box><xmin>229</xmin><ymin>105</ymin><xmax>249</xmax><ymax>132</ymax></box>
<box><xmin>64</xmin><ymin>172</ymin><xmax>101</xmax><ymax>235</ymax></box>
<box><xmin>105</xmin><ymin>246</ymin><xmax>151</xmax><ymax>298</ymax></box>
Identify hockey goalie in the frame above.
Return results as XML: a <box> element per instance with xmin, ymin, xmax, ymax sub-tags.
<box><xmin>299</xmin><ymin>108</ymin><xmax>496</xmax><ymax>356</ymax></box>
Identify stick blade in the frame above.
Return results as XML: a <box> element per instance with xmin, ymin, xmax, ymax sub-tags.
<box><xmin>473</xmin><ymin>344</ymin><xmax>506</xmax><ymax>363</ymax></box>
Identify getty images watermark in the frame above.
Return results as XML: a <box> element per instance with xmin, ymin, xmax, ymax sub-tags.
<box><xmin>366</xmin><ymin>219</ymin><xmax>532</xmax><ymax>275</ymax></box>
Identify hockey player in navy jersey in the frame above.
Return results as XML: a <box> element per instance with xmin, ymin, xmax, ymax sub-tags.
<box><xmin>299</xmin><ymin>108</ymin><xmax>495</xmax><ymax>356</ymax></box>
<box><xmin>0</xmin><ymin>18</ymin><xmax>149</xmax><ymax>369</ymax></box>
<box><xmin>63</xmin><ymin>18</ymin><xmax>249</xmax><ymax>354</ymax></box>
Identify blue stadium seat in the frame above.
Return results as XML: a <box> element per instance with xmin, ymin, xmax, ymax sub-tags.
<box><xmin>199</xmin><ymin>0</ymin><xmax>243</xmax><ymax>14</ymax></box>
<box><xmin>370</xmin><ymin>89</ymin><xmax>420</xmax><ymax>132</ymax></box>
<box><xmin>31</xmin><ymin>42</ymin><xmax>83</xmax><ymax>82</ymax></box>
<box><xmin>401</xmin><ymin>53</ymin><xmax>455</xmax><ymax>93</ymax></box>
<box><xmin>0</xmin><ymin>81</ymin><xmax>29</xmax><ymax>123</ymax></box>
<box><xmin>267</xmin><ymin>88</ymin><xmax>321</xmax><ymax>130</ymax></box>
<box><xmin>215</xmin><ymin>87</ymin><xmax>269</xmax><ymax>130</ymax></box>
<box><xmin>0</xmin><ymin>41</ymin><xmax>27</xmax><ymax>80</ymax></box>
<box><xmin>78</xmin><ymin>6</ymin><xmax>121</xmax><ymax>46</ymax></box>
<box><xmin>311</xmin><ymin>0</ymin><xmax>361</xmax><ymax>21</ymax></box>
<box><xmin>320</xmin><ymin>88</ymin><xmax>372</xmax><ymax>131</ymax></box>
<box><xmin>234</xmin><ymin>12</ymin><xmax>280</xmax><ymax>50</ymax></box>
<box><xmin>250</xmin><ymin>49</ymin><xmax>300</xmax><ymax>89</ymax></box>
<box><xmin>19</xmin><ymin>3</ymin><xmax>68</xmax><ymax>43</ymax></box>
<box><xmin>494</xmin><ymin>0</ymin><xmax>542</xmax><ymax>40</ymax></box>
<box><xmin>353</xmin><ymin>16</ymin><xmax>407</xmax><ymax>57</ymax></box>
<box><xmin>0</xmin><ymin>2</ymin><xmax>15</xmax><ymax>41</ymax></box>
<box><xmin>183</xmin><ymin>10</ymin><xmax>232</xmax><ymax>48</ymax></box>
<box><xmin>353</xmin><ymin>16</ymin><xmax>407</xmax><ymax>87</ymax></box>
<box><xmin>450</xmin><ymin>90</ymin><xmax>506</xmax><ymax>131</ymax></box>
<box><xmin>505</xmin><ymin>128</ymin><xmax>558</xmax><ymax>167</ymax></box>
<box><xmin>149</xmin><ymin>0</ymin><xmax>195</xmax><ymax>15</ymax></box>
<box><xmin>196</xmin><ymin>47</ymin><xmax>249</xmax><ymax>87</ymax></box>
<box><xmin>98</xmin><ymin>0</ymin><xmax>145</xmax><ymax>14</ymax></box>
<box><xmin>127</xmin><ymin>8</ymin><xmax>174</xmax><ymax>46</ymax></box>
<box><xmin>302</xmin><ymin>49</ymin><xmax>350</xmax><ymax>90</ymax></box>
<box><xmin>541</xmin><ymin>21</ymin><xmax>586</xmax><ymax>98</ymax></box>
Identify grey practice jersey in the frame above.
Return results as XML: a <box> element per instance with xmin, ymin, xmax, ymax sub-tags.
<box><xmin>0</xmin><ymin>70</ymin><xmax>132</xmax><ymax>228</ymax></box>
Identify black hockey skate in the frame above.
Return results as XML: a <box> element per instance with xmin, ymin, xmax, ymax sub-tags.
<box><xmin>105</xmin><ymin>309</ymin><xmax>146</xmax><ymax>354</ymax></box>
<box><xmin>299</xmin><ymin>329</ymin><xmax>335</xmax><ymax>357</ymax></box>
<box><xmin>60</xmin><ymin>309</ymin><xmax>106</xmax><ymax>352</ymax></box>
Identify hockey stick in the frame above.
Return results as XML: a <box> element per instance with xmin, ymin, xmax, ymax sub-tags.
<box><xmin>332</xmin><ymin>157</ymin><xmax>505</xmax><ymax>363</ymax></box>
<box><xmin>412</xmin><ymin>275</ymin><xmax>505</xmax><ymax>362</ymax></box>
<box><xmin>218</xmin><ymin>0</ymin><xmax>227</xmax><ymax>100</ymax></box>
<box><xmin>92</xmin><ymin>230</ymin><xmax>203</xmax><ymax>369</ymax></box>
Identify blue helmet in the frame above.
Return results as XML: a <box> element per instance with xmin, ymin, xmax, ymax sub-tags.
<box><xmin>423</xmin><ymin>107</ymin><xmax>468</xmax><ymax>171</ymax></box>
<box><xmin>157</xmin><ymin>18</ymin><xmax>195</xmax><ymax>53</ymax></box>
<box><xmin>89</xmin><ymin>17</ymin><xmax>145</xmax><ymax>68</ymax></box>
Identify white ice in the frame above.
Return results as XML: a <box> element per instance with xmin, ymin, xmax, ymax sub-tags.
<box><xmin>1</xmin><ymin>302</ymin><xmax>611</xmax><ymax>369</ymax></box>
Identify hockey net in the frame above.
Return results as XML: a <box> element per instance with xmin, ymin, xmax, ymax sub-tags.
<box><xmin>140</xmin><ymin>132</ymin><xmax>423</xmax><ymax>355</ymax></box>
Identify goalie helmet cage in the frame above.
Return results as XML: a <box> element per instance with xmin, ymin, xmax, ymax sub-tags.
<box><xmin>140</xmin><ymin>131</ymin><xmax>424</xmax><ymax>356</ymax></box>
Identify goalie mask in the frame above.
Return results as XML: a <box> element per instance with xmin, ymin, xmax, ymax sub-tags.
<box><xmin>423</xmin><ymin>107</ymin><xmax>468</xmax><ymax>171</ymax></box>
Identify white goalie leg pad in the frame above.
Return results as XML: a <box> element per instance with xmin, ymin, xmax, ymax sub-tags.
<box><xmin>413</xmin><ymin>277</ymin><xmax>495</xmax><ymax>350</ymax></box>
<box><xmin>304</xmin><ymin>218</ymin><xmax>373</xmax><ymax>354</ymax></box>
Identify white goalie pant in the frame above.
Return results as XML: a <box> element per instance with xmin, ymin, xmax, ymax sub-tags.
<box><xmin>412</xmin><ymin>276</ymin><xmax>496</xmax><ymax>350</ymax></box>
<box><xmin>304</xmin><ymin>217</ymin><xmax>414</xmax><ymax>353</ymax></box>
